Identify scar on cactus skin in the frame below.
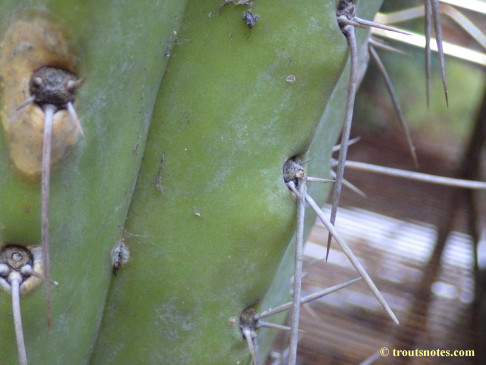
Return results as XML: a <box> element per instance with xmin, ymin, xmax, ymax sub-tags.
<box><xmin>242</xmin><ymin>10</ymin><xmax>259</xmax><ymax>29</ymax></box>
<box><xmin>0</xmin><ymin>10</ymin><xmax>84</xmax><ymax>329</ymax></box>
<box><xmin>0</xmin><ymin>244</ymin><xmax>46</xmax><ymax>365</ymax></box>
<box><xmin>111</xmin><ymin>239</ymin><xmax>130</xmax><ymax>276</ymax></box>
<box><xmin>219</xmin><ymin>0</ymin><xmax>259</xmax><ymax>30</ymax></box>
<box><xmin>156</xmin><ymin>153</ymin><xmax>165</xmax><ymax>193</ymax></box>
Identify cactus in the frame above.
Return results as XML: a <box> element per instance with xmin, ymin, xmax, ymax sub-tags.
<box><xmin>0</xmin><ymin>1</ymin><xmax>190</xmax><ymax>363</ymax></box>
<box><xmin>1</xmin><ymin>0</ymin><xmax>481</xmax><ymax>364</ymax></box>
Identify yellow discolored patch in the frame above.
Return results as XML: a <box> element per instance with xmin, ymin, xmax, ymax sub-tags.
<box><xmin>0</xmin><ymin>10</ymin><xmax>82</xmax><ymax>178</ymax></box>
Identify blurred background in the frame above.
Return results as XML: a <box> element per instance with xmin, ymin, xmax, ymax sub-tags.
<box><xmin>269</xmin><ymin>1</ymin><xmax>486</xmax><ymax>363</ymax></box>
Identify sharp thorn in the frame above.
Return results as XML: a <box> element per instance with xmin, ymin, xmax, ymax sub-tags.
<box><xmin>354</xmin><ymin>17</ymin><xmax>411</xmax><ymax>36</ymax></box>
<box><xmin>369</xmin><ymin>44</ymin><xmax>418</xmax><ymax>167</ymax></box>
<box><xmin>16</xmin><ymin>96</ymin><xmax>35</xmax><ymax>112</ymax></box>
<box><xmin>67</xmin><ymin>102</ymin><xmax>84</xmax><ymax>137</ymax></box>
<box><xmin>343</xmin><ymin>160</ymin><xmax>486</xmax><ymax>189</ymax></box>
<box><xmin>325</xmin><ymin>238</ymin><xmax>331</xmax><ymax>262</ymax></box>
<box><xmin>10</xmin><ymin>272</ymin><xmax>28</xmax><ymax>365</ymax></box>
<box><xmin>359</xmin><ymin>348</ymin><xmax>383</xmax><ymax>365</ymax></box>
<box><xmin>305</xmin><ymin>193</ymin><xmax>399</xmax><ymax>325</ymax></box>
<box><xmin>286</xmin><ymin>181</ymin><xmax>301</xmax><ymax>199</ymax></box>
<box><xmin>303</xmin><ymin>303</ymin><xmax>323</xmax><ymax>323</ymax></box>
<box><xmin>332</xmin><ymin>136</ymin><xmax>361</xmax><ymax>152</ymax></box>
<box><xmin>29</xmin><ymin>270</ymin><xmax>58</xmax><ymax>288</ymax></box>
<box><xmin>328</xmin><ymin>24</ymin><xmax>359</xmax><ymax>261</ymax></box>
<box><xmin>369</xmin><ymin>37</ymin><xmax>408</xmax><ymax>56</ymax></box>
<box><xmin>337</xmin><ymin>16</ymin><xmax>364</xmax><ymax>29</ymax></box>
<box><xmin>242</xmin><ymin>328</ymin><xmax>259</xmax><ymax>365</ymax></box>
<box><xmin>306</xmin><ymin>177</ymin><xmax>335</xmax><ymax>183</ymax></box>
<box><xmin>329</xmin><ymin>169</ymin><xmax>367</xmax><ymax>198</ymax></box>
<box><xmin>288</xmin><ymin>177</ymin><xmax>306</xmax><ymax>365</ymax></box>
<box><xmin>430</xmin><ymin>0</ymin><xmax>449</xmax><ymax>106</ymax></box>
<box><xmin>42</xmin><ymin>104</ymin><xmax>56</xmax><ymax>330</ymax></box>
<box><xmin>256</xmin><ymin>277</ymin><xmax>361</xmax><ymax>320</ymax></box>
<box><xmin>425</xmin><ymin>0</ymin><xmax>432</xmax><ymax>108</ymax></box>
<box><xmin>258</xmin><ymin>321</ymin><xmax>292</xmax><ymax>331</ymax></box>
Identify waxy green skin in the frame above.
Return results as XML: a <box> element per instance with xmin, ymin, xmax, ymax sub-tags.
<box><xmin>0</xmin><ymin>1</ymin><xmax>188</xmax><ymax>363</ymax></box>
<box><xmin>0</xmin><ymin>0</ymin><xmax>383</xmax><ymax>363</ymax></box>
<box><xmin>255</xmin><ymin>3</ymin><xmax>384</xmax><ymax>360</ymax></box>
<box><xmin>93</xmin><ymin>1</ymin><xmax>382</xmax><ymax>364</ymax></box>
